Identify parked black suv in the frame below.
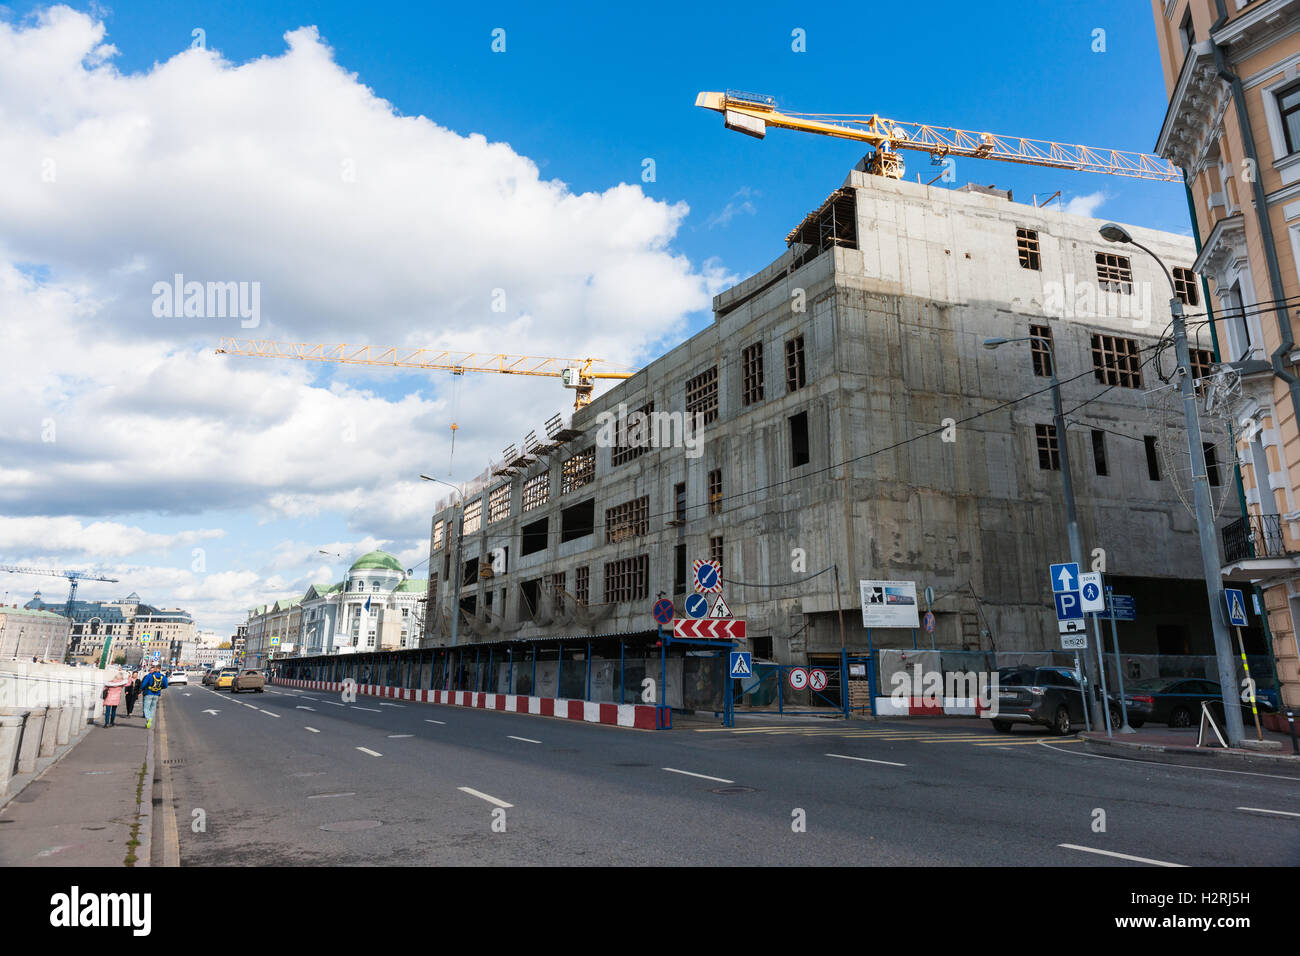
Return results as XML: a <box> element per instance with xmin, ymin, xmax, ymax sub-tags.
<box><xmin>990</xmin><ymin>666</ymin><xmax>1089</xmax><ymax>735</ymax></box>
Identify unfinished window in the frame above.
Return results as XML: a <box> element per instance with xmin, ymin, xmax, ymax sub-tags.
<box><xmin>560</xmin><ymin>449</ymin><xmax>595</xmax><ymax>494</ymax></box>
<box><xmin>462</xmin><ymin>498</ymin><xmax>482</xmax><ymax>535</ymax></box>
<box><xmin>674</xmin><ymin>482</ymin><xmax>686</xmax><ymax>523</ymax></box>
<box><xmin>1173</xmin><ymin>267</ymin><xmax>1199</xmax><ymax>306</ymax></box>
<box><xmin>519</xmin><ymin>579</ymin><xmax>541</xmax><ymax>617</ymax></box>
<box><xmin>605</xmin><ymin>496</ymin><xmax>649</xmax><ymax>544</ymax></box>
<box><xmin>686</xmin><ymin>366</ymin><xmax>719</xmax><ymax>426</ymax></box>
<box><xmin>462</xmin><ymin>556</ymin><xmax>479</xmax><ymax>587</ymax></box>
<box><xmin>708</xmin><ymin>469</ymin><xmax>722</xmax><ymax>515</ymax></box>
<box><xmin>1204</xmin><ymin>443</ymin><xmax>1222</xmax><ymax>487</ymax></box>
<box><xmin>432</xmin><ymin>519</ymin><xmax>445</xmax><ymax>551</ymax></box>
<box><xmin>1036</xmin><ymin>423</ymin><xmax>1060</xmax><ymax>471</ymax></box>
<box><xmin>521</xmin><ymin>517</ymin><xmax>548</xmax><ymax>556</ymax></box>
<box><xmin>575</xmin><ymin>566</ymin><xmax>590</xmax><ymax>605</ymax></box>
<box><xmin>1145</xmin><ymin>435</ymin><xmax>1161</xmax><ymax>481</ymax></box>
<box><xmin>611</xmin><ymin>401</ymin><xmax>654</xmax><ymax>467</ymax></box>
<box><xmin>1190</xmin><ymin>348</ymin><xmax>1215</xmax><ymax>382</ymax></box>
<box><xmin>790</xmin><ymin>411</ymin><xmax>810</xmax><ymax>468</ymax></box>
<box><xmin>1091</xmin><ymin>429</ymin><xmax>1108</xmax><ymax>477</ymax></box>
<box><xmin>550</xmin><ymin>571</ymin><xmax>565</xmax><ymax>613</ymax></box>
<box><xmin>522</xmin><ymin>471</ymin><xmax>550</xmax><ymax>512</ymax></box>
<box><xmin>1016</xmin><ymin>228</ymin><xmax>1041</xmax><ymax>271</ymax></box>
<box><xmin>742</xmin><ymin>342</ymin><xmax>765</xmax><ymax>406</ymax></box>
<box><xmin>1091</xmin><ymin>334</ymin><xmax>1143</xmax><ymax>388</ymax></box>
<box><xmin>1030</xmin><ymin>324</ymin><xmax>1053</xmax><ymax>377</ymax></box>
<box><xmin>488</xmin><ymin>484</ymin><xmax>511</xmax><ymax>523</ymax></box>
<box><xmin>560</xmin><ymin>498</ymin><xmax>596</xmax><ymax>542</ymax></box>
<box><xmin>1095</xmin><ymin>252</ymin><xmax>1133</xmax><ymax>295</ymax></box>
<box><xmin>603</xmin><ymin>554</ymin><xmax>649</xmax><ymax>604</ymax></box>
<box><xmin>710</xmin><ymin>535</ymin><xmax>724</xmax><ymax>572</ymax></box>
<box><xmin>674</xmin><ymin>544</ymin><xmax>686</xmax><ymax>595</ymax></box>
<box><xmin>785</xmin><ymin>335</ymin><xmax>807</xmax><ymax>393</ymax></box>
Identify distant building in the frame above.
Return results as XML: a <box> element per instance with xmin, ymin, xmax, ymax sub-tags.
<box><xmin>24</xmin><ymin>590</ymin><xmax>195</xmax><ymax>665</ymax></box>
<box><xmin>0</xmin><ymin>606</ymin><xmax>71</xmax><ymax>660</ymax></box>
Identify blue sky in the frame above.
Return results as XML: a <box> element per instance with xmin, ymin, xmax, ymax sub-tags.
<box><xmin>0</xmin><ymin>1</ymin><xmax>1190</xmax><ymax>635</ymax></box>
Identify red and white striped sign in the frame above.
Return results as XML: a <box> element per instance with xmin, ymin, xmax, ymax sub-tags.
<box><xmin>672</xmin><ymin>618</ymin><xmax>746</xmax><ymax>639</ymax></box>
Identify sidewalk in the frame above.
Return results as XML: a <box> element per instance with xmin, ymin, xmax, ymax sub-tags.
<box><xmin>0</xmin><ymin>704</ymin><xmax>154</xmax><ymax>866</ymax></box>
<box><xmin>1080</xmin><ymin>721</ymin><xmax>1300</xmax><ymax>774</ymax></box>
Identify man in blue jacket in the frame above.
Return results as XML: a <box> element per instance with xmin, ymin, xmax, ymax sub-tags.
<box><xmin>140</xmin><ymin>664</ymin><xmax>168</xmax><ymax>729</ymax></box>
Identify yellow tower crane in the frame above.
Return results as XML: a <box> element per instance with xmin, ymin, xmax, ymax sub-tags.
<box><xmin>695</xmin><ymin>90</ymin><xmax>1181</xmax><ymax>183</ymax></box>
<box><xmin>213</xmin><ymin>338</ymin><xmax>634</xmax><ymax>411</ymax></box>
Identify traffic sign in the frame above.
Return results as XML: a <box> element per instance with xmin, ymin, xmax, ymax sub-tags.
<box><xmin>1079</xmin><ymin>572</ymin><xmax>1104</xmax><ymax>613</ymax></box>
<box><xmin>788</xmin><ymin>667</ymin><xmax>809</xmax><ymax>690</ymax></box>
<box><xmin>709</xmin><ymin>594</ymin><xmax>733</xmax><ymax>618</ymax></box>
<box><xmin>684</xmin><ymin>594</ymin><xmax>709</xmax><ymax>619</ymax></box>
<box><xmin>1099</xmin><ymin>593</ymin><xmax>1136</xmax><ymax>622</ymax></box>
<box><xmin>270</xmin><ymin>636</ymin><xmax>280</xmax><ymax>646</ymax></box>
<box><xmin>652</xmin><ymin>598</ymin><xmax>674</xmax><ymax>625</ymax></box>
<box><xmin>693</xmin><ymin>559</ymin><xmax>722</xmax><ymax>594</ymax></box>
<box><xmin>1058</xmin><ymin>619</ymin><xmax>1085</xmax><ymax>634</ymax></box>
<box><xmin>922</xmin><ymin>611</ymin><xmax>935</xmax><ymax>634</ymax></box>
<box><xmin>809</xmin><ymin>668</ymin><xmax>828</xmax><ymax>692</ymax></box>
<box><xmin>1224</xmin><ymin>588</ymin><xmax>1248</xmax><ymax>627</ymax></box>
<box><xmin>1049</xmin><ymin>562</ymin><xmax>1079</xmax><ymax>593</ymax></box>
<box><xmin>1053</xmin><ymin>592</ymin><xmax>1082</xmax><ymax>620</ymax></box>
<box><xmin>1061</xmin><ymin>634</ymin><xmax>1087</xmax><ymax>650</ymax></box>
<box><xmin>673</xmin><ymin>619</ymin><xmax>747</xmax><ymax>639</ymax></box>
<box><xmin>729</xmin><ymin>652</ymin><xmax>752</xmax><ymax>678</ymax></box>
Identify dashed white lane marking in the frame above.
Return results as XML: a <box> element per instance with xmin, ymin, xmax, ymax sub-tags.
<box><xmin>301</xmin><ymin>697</ymin><xmax>319</xmax><ymax>701</ymax></box>
<box><xmin>425</xmin><ymin>719</ymin><xmax>446</xmax><ymax>725</ymax></box>
<box><xmin>351</xmin><ymin>706</ymin><xmax>381</xmax><ymax>713</ymax></box>
<box><xmin>507</xmin><ymin>735</ymin><xmax>541</xmax><ymax>744</ymax></box>
<box><xmin>662</xmin><ymin>768</ymin><xmax>734</xmax><ymax>784</ymax></box>
<box><xmin>304</xmin><ymin>727</ymin><xmax>320</xmax><ymax>733</ymax></box>
<box><xmin>307</xmin><ymin>792</ymin><xmax>355</xmax><ymax>799</ymax></box>
<box><xmin>1058</xmin><ymin>844</ymin><xmax>1185</xmax><ymax>867</ymax></box>
<box><xmin>356</xmin><ymin>747</ymin><xmax>383</xmax><ymax>757</ymax></box>
<box><xmin>296</xmin><ymin>706</ymin><xmax>316</xmax><ymax>711</ymax></box>
<box><xmin>259</xmin><ymin>709</ymin><xmax>280</xmax><ymax>717</ymax></box>
<box><xmin>458</xmin><ymin>787</ymin><xmax>513</xmax><ymax>808</ymax></box>
<box><xmin>387</xmin><ymin>734</ymin><xmax>413</xmax><ymax>739</ymax></box>
<box><xmin>1236</xmin><ymin>806</ymin><xmax>1300</xmax><ymax>818</ymax></box>
<box><xmin>825</xmin><ymin>753</ymin><xmax>907</xmax><ymax>768</ymax></box>
<box><xmin>378</xmin><ymin>702</ymin><xmax>404</xmax><ymax>708</ymax></box>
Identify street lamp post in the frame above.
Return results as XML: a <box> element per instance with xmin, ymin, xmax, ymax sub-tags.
<box><xmin>984</xmin><ymin>333</ymin><xmax>1105</xmax><ymax>730</ymax></box>
<box><xmin>421</xmin><ymin>474</ymin><xmax>465</xmax><ymax>647</ymax></box>
<box><xmin>1100</xmin><ymin>222</ymin><xmax>1246</xmax><ymax>746</ymax></box>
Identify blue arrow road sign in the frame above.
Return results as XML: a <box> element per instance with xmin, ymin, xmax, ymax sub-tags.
<box><xmin>685</xmin><ymin>594</ymin><xmax>709</xmax><ymax>619</ymax></box>
<box><xmin>730</xmin><ymin>652</ymin><xmax>752</xmax><ymax>678</ymax></box>
<box><xmin>1054</xmin><ymin>591</ymin><xmax>1082</xmax><ymax>621</ymax></box>
<box><xmin>1049</xmin><ymin>562</ymin><xmax>1079</xmax><ymax>593</ymax></box>
<box><xmin>1224</xmin><ymin>588</ymin><xmax>1248</xmax><ymax>627</ymax></box>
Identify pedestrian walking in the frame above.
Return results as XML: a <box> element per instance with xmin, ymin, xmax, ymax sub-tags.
<box><xmin>124</xmin><ymin>671</ymin><xmax>142</xmax><ymax>717</ymax></box>
<box><xmin>140</xmin><ymin>664</ymin><xmax>168</xmax><ymax>729</ymax></box>
<box><xmin>101</xmin><ymin>668</ymin><xmax>129</xmax><ymax>728</ymax></box>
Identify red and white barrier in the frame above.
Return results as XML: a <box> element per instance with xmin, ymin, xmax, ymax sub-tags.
<box><xmin>275</xmin><ymin>678</ymin><xmax>658</xmax><ymax>729</ymax></box>
<box><xmin>873</xmin><ymin>697</ymin><xmax>991</xmax><ymax>717</ymax></box>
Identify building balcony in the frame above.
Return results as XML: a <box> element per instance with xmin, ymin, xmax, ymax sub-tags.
<box><xmin>1222</xmin><ymin>514</ymin><xmax>1300</xmax><ymax>580</ymax></box>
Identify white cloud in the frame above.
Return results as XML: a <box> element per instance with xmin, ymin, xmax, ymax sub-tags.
<box><xmin>0</xmin><ymin>516</ymin><xmax>223</xmax><ymax>559</ymax></box>
<box><xmin>1061</xmin><ymin>191</ymin><xmax>1109</xmax><ymax>218</ymax></box>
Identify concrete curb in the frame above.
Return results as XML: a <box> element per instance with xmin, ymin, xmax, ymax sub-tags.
<box><xmin>135</xmin><ymin>712</ymin><xmax>155</xmax><ymax>868</ymax></box>
<box><xmin>1082</xmin><ymin>732</ymin><xmax>1300</xmax><ymax>774</ymax></box>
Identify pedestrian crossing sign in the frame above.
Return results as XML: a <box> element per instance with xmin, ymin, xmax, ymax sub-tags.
<box><xmin>729</xmin><ymin>651</ymin><xmax>752</xmax><ymax>678</ymax></box>
<box><xmin>1224</xmin><ymin>588</ymin><xmax>1248</xmax><ymax>627</ymax></box>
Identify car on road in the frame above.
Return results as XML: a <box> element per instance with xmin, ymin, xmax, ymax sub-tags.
<box><xmin>168</xmin><ymin>670</ymin><xmax>188</xmax><ymax>685</ymax></box>
<box><xmin>202</xmin><ymin>668</ymin><xmax>221</xmax><ymax>686</ymax></box>
<box><xmin>229</xmin><ymin>669</ymin><xmax>265</xmax><ymax>693</ymax></box>
<box><xmin>1108</xmin><ymin>677</ymin><xmax>1279</xmax><ymax>729</ymax></box>
<box><xmin>215</xmin><ymin>668</ymin><xmax>239</xmax><ymax>690</ymax></box>
<box><xmin>990</xmin><ymin>666</ymin><xmax>1090</xmax><ymax>736</ymax></box>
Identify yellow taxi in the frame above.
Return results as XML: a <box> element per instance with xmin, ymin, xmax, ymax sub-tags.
<box><xmin>215</xmin><ymin>668</ymin><xmax>239</xmax><ymax>689</ymax></box>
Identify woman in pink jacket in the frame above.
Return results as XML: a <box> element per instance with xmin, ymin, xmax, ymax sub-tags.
<box><xmin>102</xmin><ymin>669</ymin><xmax>129</xmax><ymax>728</ymax></box>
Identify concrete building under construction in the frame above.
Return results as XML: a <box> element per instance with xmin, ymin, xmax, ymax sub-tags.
<box><xmin>416</xmin><ymin>164</ymin><xmax>1254</xmax><ymax>677</ymax></box>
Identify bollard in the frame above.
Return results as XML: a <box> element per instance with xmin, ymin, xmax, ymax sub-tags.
<box><xmin>15</xmin><ymin>708</ymin><xmax>44</xmax><ymax>773</ymax></box>
<box><xmin>39</xmin><ymin>705</ymin><xmax>62</xmax><ymax>757</ymax></box>
<box><xmin>0</xmin><ymin>714</ymin><xmax>23</xmax><ymax>795</ymax></box>
<box><xmin>55</xmin><ymin>702</ymin><xmax>73</xmax><ymax>745</ymax></box>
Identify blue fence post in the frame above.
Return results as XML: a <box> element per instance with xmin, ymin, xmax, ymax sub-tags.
<box><xmin>475</xmin><ymin>647</ymin><xmax>481</xmax><ymax>693</ymax></box>
<box><xmin>841</xmin><ymin>646</ymin><xmax>850</xmax><ymax>719</ymax></box>
<box><xmin>531</xmin><ymin>645</ymin><xmax>536</xmax><ymax>697</ymax></box>
<box><xmin>911</xmin><ymin>628</ymin><xmax>917</xmax><ymax>650</ymax></box>
<box><xmin>488</xmin><ymin>647</ymin><xmax>494</xmax><ymax>695</ymax></box>
<box><xmin>508</xmin><ymin>648</ymin><xmax>513</xmax><ymax>695</ymax></box>
<box><xmin>619</xmin><ymin>640</ymin><xmax>625</xmax><ymax>704</ymax></box>
<box><xmin>778</xmin><ymin>665</ymin><xmax>784</xmax><ymax>715</ymax></box>
<box><xmin>585</xmin><ymin>639</ymin><xmax>591</xmax><ymax>701</ymax></box>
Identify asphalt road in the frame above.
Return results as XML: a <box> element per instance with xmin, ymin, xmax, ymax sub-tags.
<box><xmin>157</xmin><ymin>682</ymin><xmax>1300</xmax><ymax>866</ymax></box>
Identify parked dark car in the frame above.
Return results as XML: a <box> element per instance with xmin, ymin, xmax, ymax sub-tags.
<box><xmin>990</xmin><ymin>666</ymin><xmax>1089</xmax><ymax>735</ymax></box>
<box><xmin>1107</xmin><ymin>677</ymin><xmax>1278</xmax><ymax>729</ymax></box>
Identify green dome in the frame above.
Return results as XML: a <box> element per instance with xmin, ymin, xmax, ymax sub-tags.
<box><xmin>349</xmin><ymin>551</ymin><xmax>403</xmax><ymax>573</ymax></box>
<box><xmin>393</xmin><ymin>578</ymin><xmax>426</xmax><ymax>593</ymax></box>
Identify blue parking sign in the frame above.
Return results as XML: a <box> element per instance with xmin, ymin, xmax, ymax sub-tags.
<box><xmin>1054</xmin><ymin>591</ymin><xmax>1082</xmax><ymax>621</ymax></box>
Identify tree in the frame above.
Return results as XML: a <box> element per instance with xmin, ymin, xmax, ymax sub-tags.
<box><xmin>217</xmin><ymin>641</ymin><xmax>232</xmax><ymax>649</ymax></box>
<box><xmin>113</xmin><ymin>653</ymin><xmax>127</xmax><ymax>665</ymax></box>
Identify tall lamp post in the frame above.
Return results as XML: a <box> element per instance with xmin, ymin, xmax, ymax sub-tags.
<box><xmin>420</xmin><ymin>474</ymin><xmax>465</xmax><ymax>648</ymax></box>
<box><xmin>984</xmin><ymin>333</ymin><xmax>1105</xmax><ymax>730</ymax></box>
<box><xmin>1099</xmin><ymin>222</ymin><xmax>1245</xmax><ymax>746</ymax></box>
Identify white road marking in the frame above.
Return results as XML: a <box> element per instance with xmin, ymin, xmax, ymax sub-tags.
<box><xmin>458</xmin><ymin>787</ymin><xmax>513</xmax><ymax>808</ymax></box>
<box><xmin>301</xmin><ymin>697</ymin><xmax>319</xmax><ymax>702</ymax></box>
<box><xmin>662</xmin><ymin>768</ymin><xmax>735</xmax><ymax>784</ymax></box>
<box><xmin>351</xmin><ymin>706</ymin><xmax>381</xmax><ymax>713</ymax></box>
<box><xmin>1058</xmin><ymin>844</ymin><xmax>1186</xmax><ymax>867</ymax></box>
<box><xmin>202</xmin><ymin>709</ymin><xmax>220</xmax><ymax>716</ymax></box>
<box><xmin>825</xmin><ymin>753</ymin><xmax>907</xmax><ymax>768</ymax></box>
<box><xmin>1037</xmin><ymin>740</ymin><xmax>1300</xmax><ymax>781</ymax></box>
<box><xmin>425</xmin><ymin>719</ymin><xmax>446</xmax><ymax>725</ymax></box>
<box><xmin>356</xmin><ymin>747</ymin><xmax>383</xmax><ymax>757</ymax></box>
<box><xmin>307</xmin><ymin>792</ymin><xmax>355</xmax><ymax>799</ymax></box>
<box><xmin>259</xmin><ymin>710</ymin><xmax>280</xmax><ymax>717</ymax></box>
<box><xmin>507</xmin><ymin>735</ymin><xmax>541</xmax><ymax>744</ymax></box>
<box><xmin>378</xmin><ymin>702</ymin><xmax>404</xmax><ymax>708</ymax></box>
<box><xmin>387</xmin><ymin>734</ymin><xmax>413</xmax><ymax>738</ymax></box>
<box><xmin>296</xmin><ymin>706</ymin><xmax>316</xmax><ymax>711</ymax></box>
<box><xmin>304</xmin><ymin>727</ymin><xmax>320</xmax><ymax>733</ymax></box>
<box><xmin>1236</xmin><ymin>806</ymin><xmax>1300</xmax><ymax>818</ymax></box>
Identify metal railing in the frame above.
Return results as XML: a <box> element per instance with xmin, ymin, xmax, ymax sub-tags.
<box><xmin>1223</xmin><ymin>514</ymin><xmax>1290</xmax><ymax>563</ymax></box>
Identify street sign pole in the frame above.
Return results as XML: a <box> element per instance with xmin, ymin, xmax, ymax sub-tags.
<box><xmin>1235</xmin><ymin>625</ymin><xmax>1263</xmax><ymax>742</ymax></box>
<box><xmin>1074</xmin><ymin>650</ymin><xmax>1091</xmax><ymax>733</ymax></box>
<box><xmin>1091</xmin><ymin>611</ymin><xmax>1112</xmax><ymax>736</ymax></box>
<box><xmin>1106</xmin><ymin>586</ymin><xmax>1134</xmax><ymax>734</ymax></box>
